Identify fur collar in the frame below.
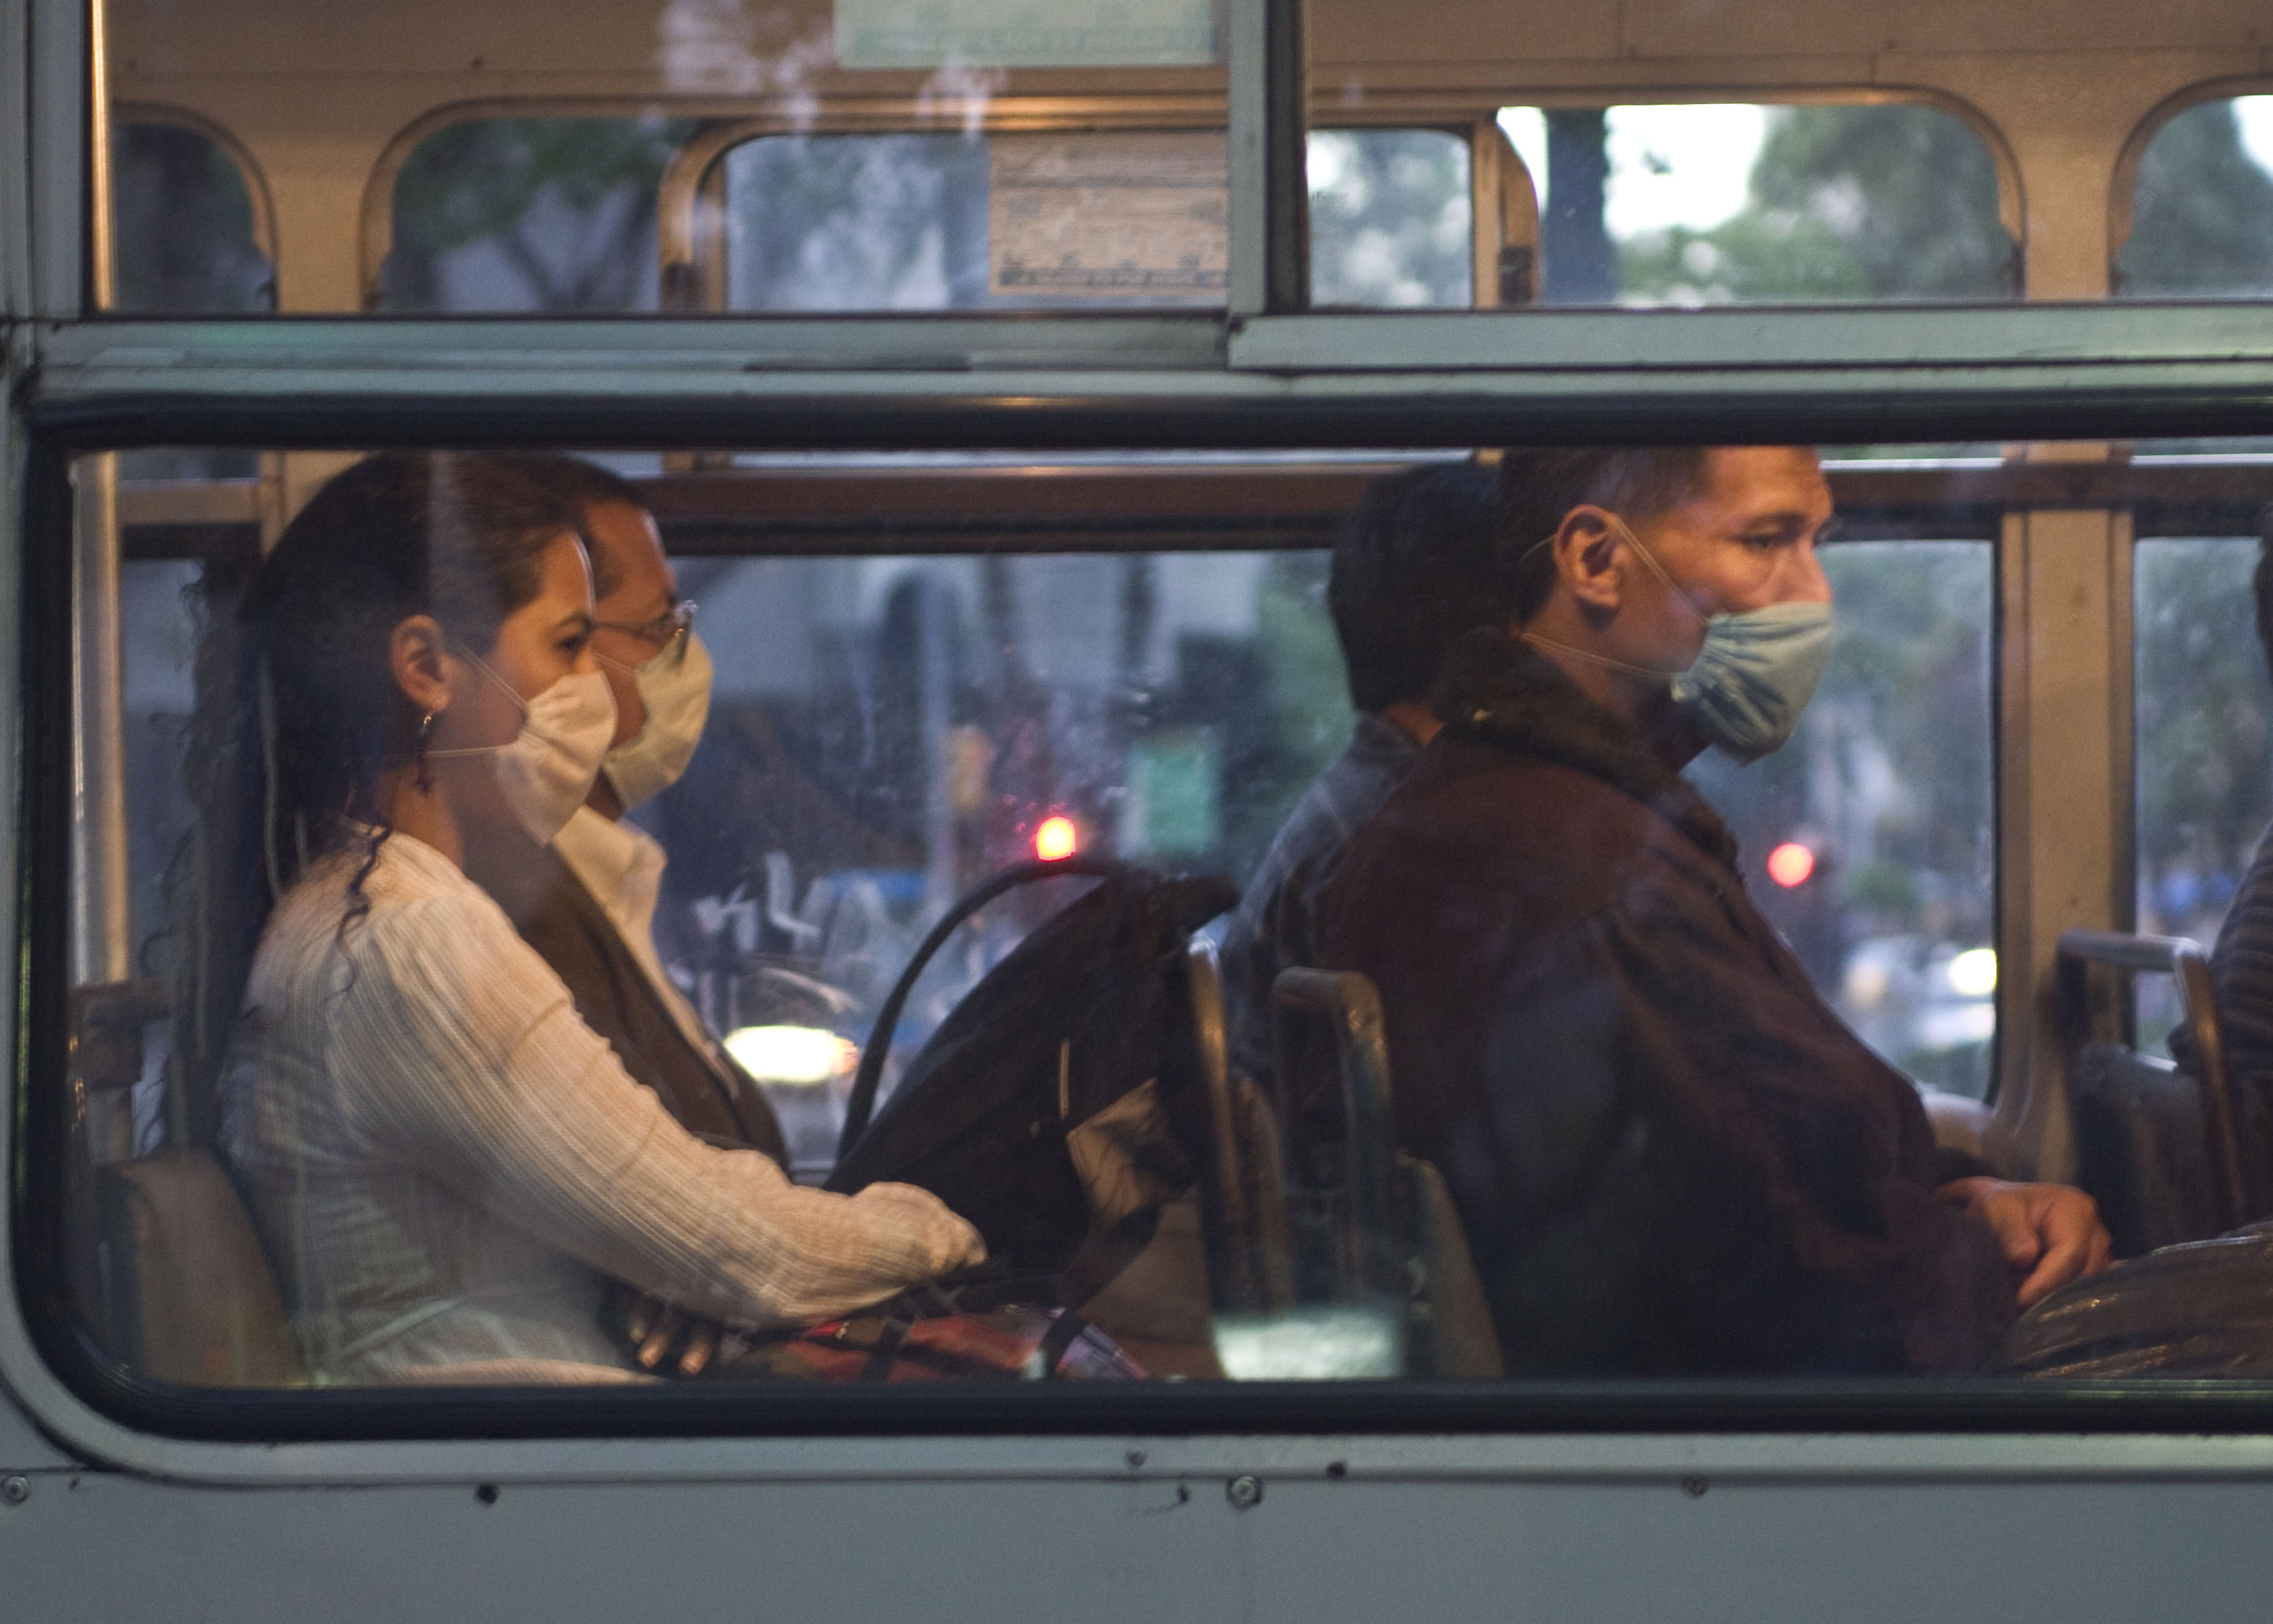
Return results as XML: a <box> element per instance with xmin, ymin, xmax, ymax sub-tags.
<box><xmin>1428</xmin><ymin>627</ymin><xmax>1742</xmax><ymax>875</ymax></box>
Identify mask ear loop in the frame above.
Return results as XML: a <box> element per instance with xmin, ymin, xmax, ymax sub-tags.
<box><xmin>1514</xmin><ymin>514</ymin><xmax>1699</xmax><ymax>681</ymax></box>
<box><xmin>417</xmin><ymin>643</ymin><xmax>540</xmax><ymax>761</ymax></box>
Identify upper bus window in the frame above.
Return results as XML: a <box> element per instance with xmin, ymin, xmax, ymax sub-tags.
<box><xmin>2117</xmin><ymin>96</ymin><xmax>2273</xmax><ymax>298</ymax></box>
<box><xmin>709</xmin><ymin>126</ymin><xmax>1470</xmax><ymax>312</ymax></box>
<box><xmin>383</xmin><ymin>118</ymin><xmax>698</xmax><ymax>313</ymax></box>
<box><xmin>1487</xmin><ymin>103</ymin><xmax>2016</xmax><ymax>306</ymax></box>
<box><xmin>1307</xmin><ymin>130</ymin><xmax>1473</xmax><ymax>308</ymax></box>
<box><xmin>715</xmin><ymin>131</ymin><xmax>1228</xmax><ymax>311</ymax></box>
<box><xmin>110</xmin><ymin>119</ymin><xmax>273</xmax><ymax>313</ymax></box>
<box><xmin>108</xmin><ymin>0</ymin><xmax>1226</xmax><ymax>316</ymax></box>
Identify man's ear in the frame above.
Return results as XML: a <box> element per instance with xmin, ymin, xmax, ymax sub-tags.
<box><xmin>1556</xmin><ymin>507</ymin><xmax>1626</xmax><ymax>613</ymax></box>
<box><xmin>388</xmin><ymin>615</ymin><xmax>453</xmax><ymax>718</ymax></box>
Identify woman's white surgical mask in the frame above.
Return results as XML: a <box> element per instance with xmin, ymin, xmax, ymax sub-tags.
<box><xmin>1523</xmin><ymin>515</ymin><xmax>1834</xmax><ymax>763</ymax></box>
<box><xmin>598</xmin><ymin>630</ymin><xmax>713</xmax><ymax>811</ymax></box>
<box><xmin>428</xmin><ymin>652</ymin><xmax>618</xmax><ymax>844</ymax></box>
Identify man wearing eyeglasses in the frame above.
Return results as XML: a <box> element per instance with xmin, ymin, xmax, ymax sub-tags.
<box><xmin>461</xmin><ymin>455</ymin><xmax>791</xmax><ymax>1371</ymax></box>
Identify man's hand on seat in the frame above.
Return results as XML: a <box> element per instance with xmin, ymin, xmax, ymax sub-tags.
<box><xmin>1937</xmin><ymin>1177</ymin><xmax>2114</xmax><ymax>1308</ymax></box>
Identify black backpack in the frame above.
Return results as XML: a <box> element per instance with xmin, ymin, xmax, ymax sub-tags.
<box><xmin>827</xmin><ymin>858</ymin><xmax>1238</xmax><ymax>1301</ymax></box>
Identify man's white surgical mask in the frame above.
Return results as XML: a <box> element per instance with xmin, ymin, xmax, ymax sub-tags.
<box><xmin>1523</xmin><ymin>515</ymin><xmax>1835</xmax><ymax>763</ymax></box>
<box><xmin>599</xmin><ymin>629</ymin><xmax>713</xmax><ymax>810</ymax></box>
<box><xmin>429</xmin><ymin>649</ymin><xmax>618</xmax><ymax>844</ymax></box>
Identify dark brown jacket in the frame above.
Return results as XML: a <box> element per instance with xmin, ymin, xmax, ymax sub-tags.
<box><xmin>460</xmin><ymin>827</ymin><xmax>789</xmax><ymax>1166</ymax></box>
<box><xmin>1315</xmin><ymin>630</ymin><xmax>2014</xmax><ymax>1376</ymax></box>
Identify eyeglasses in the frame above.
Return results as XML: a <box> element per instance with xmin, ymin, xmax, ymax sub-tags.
<box><xmin>593</xmin><ymin>599</ymin><xmax>697</xmax><ymax>668</ymax></box>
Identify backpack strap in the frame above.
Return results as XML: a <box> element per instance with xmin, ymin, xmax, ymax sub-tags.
<box><xmin>837</xmin><ymin>856</ymin><xmax>1128</xmax><ymax>1158</ymax></box>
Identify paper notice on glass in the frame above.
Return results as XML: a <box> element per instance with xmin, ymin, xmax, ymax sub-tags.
<box><xmin>989</xmin><ymin>132</ymin><xmax>1228</xmax><ymax>301</ymax></box>
<box><xmin>834</xmin><ymin>0</ymin><xmax>1220</xmax><ymax>69</ymax></box>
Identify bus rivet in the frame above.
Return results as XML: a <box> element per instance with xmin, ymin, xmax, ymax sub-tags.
<box><xmin>1</xmin><ymin>1475</ymin><xmax>29</xmax><ymax>1505</ymax></box>
<box><xmin>1226</xmin><ymin>1474</ymin><xmax>1264</xmax><ymax>1510</ymax></box>
<box><xmin>1682</xmin><ymin>1476</ymin><xmax>1708</xmax><ymax>1498</ymax></box>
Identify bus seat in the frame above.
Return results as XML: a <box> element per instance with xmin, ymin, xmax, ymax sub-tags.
<box><xmin>2054</xmin><ymin>930</ymin><xmax>2250</xmax><ymax>1258</ymax></box>
<box><xmin>1919</xmin><ymin>1086</ymin><xmax>1994</xmax><ymax>1164</ymax></box>
<box><xmin>1184</xmin><ymin>939</ymin><xmax>1293</xmax><ymax>1316</ymax></box>
<box><xmin>1067</xmin><ymin>939</ymin><xmax>1282</xmax><ymax>1379</ymax></box>
<box><xmin>67</xmin><ymin>979</ymin><xmax>304</xmax><ymax>1388</ymax></box>
<box><xmin>1269</xmin><ymin>967</ymin><xmax>1505</xmax><ymax>1379</ymax></box>
<box><xmin>98</xmin><ymin>1150</ymin><xmax>306</xmax><ymax>1387</ymax></box>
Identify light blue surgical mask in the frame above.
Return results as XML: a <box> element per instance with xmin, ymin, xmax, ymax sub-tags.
<box><xmin>1522</xmin><ymin>515</ymin><xmax>1835</xmax><ymax>763</ymax></box>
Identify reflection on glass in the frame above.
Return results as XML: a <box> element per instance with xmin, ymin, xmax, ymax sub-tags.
<box><xmin>1496</xmin><ymin>103</ymin><xmax>2016</xmax><ymax>306</ymax></box>
<box><xmin>1691</xmin><ymin>541</ymin><xmax>1996</xmax><ymax>1097</ymax></box>
<box><xmin>2118</xmin><ymin>98</ymin><xmax>2273</xmax><ymax>298</ymax></box>
<box><xmin>111</xmin><ymin>121</ymin><xmax>272</xmax><ymax>314</ymax></box>
<box><xmin>69</xmin><ymin>447</ymin><xmax>2273</xmax><ymax>1397</ymax></box>
<box><xmin>721</xmin><ymin>131</ymin><xmax>1231</xmax><ymax>311</ymax></box>
<box><xmin>2133</xmin><ymin>537</ymin><xmax>2273</xmax><ymax>1066</ymax></box>
<box><xmin>384</xmin><ymin>118</ymin><xmax>697</xmax><ymax>312</ymax></box>
<box><xmin>1307</xmin><ymin>129</ymin><xmax>1472</xmax><ymax>307</ymax></box>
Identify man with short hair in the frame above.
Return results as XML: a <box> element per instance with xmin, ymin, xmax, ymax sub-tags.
<box><xmin>1317</xmin><ymin>445</ymin><xmax>2109</xmax><ymax>1376</ymax></box>
<box><xmin>1217</xmin><ymin>461</ymin><xmax>1504</xmax><ymax>1089</ymax></box>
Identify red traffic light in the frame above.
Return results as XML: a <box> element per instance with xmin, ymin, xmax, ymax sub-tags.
<box><xmin>1034</xmin><ymin>816</ymin><xmax>1079</xmax><ymax>861</ymax></box>
<box><xmin>1766</xmin><ymin>842</ymin><xmax>1816</xmax><ymax>888</ymax></box>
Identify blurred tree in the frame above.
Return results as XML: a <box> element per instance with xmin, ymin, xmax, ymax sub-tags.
<box><xmin>2118</xmin><ymin>101</ymin><xmax>2273</xmax><ymax>295</ymax></box>
<box><xmin>386</xmin><ymin>117</ymin><xmax>696</xmax><ymax>311</ymax></box>
<box><xmin>1618</xmin><ymin>104</ymin><xmax>2015</xmax><ymax>303</ymax></box>
<box><xmin>2134</xmin><ymin>539</ymin><xmax>2273</xmax><ymax>934</ymax></box>
<box><xmin>724</xmin><ymin>133</ymin><xmax>988</xmax><ymax>310</ymax></box>
<box><xmin>112</xmin><ymin>122</ymin><xmax>274</xmax><ymax>313</ymax></box>
<box><xmin>1307</xmin><ymin>128</ymin><xmax>1472</xmax><ymax>307</ymax></box>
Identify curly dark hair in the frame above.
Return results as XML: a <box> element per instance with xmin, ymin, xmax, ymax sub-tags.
<box><xmin>168</xmin><ymin>451</ymin><xmax>583</xmax><ymax>1141</ymax></box>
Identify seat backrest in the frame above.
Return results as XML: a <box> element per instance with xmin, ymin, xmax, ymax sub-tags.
<box><xmin>1268</xmin><ymin>966</ymin><xmax>1504</xmax><ymax>1378</ymax></box>
<box><xmin>66</xmin><ymin>978</ymin><xmax>305</xmax><ymax>1387</ymax></box>
<box><xmin>2071</xmin><ymin>1044</ymin><xmax>2226</xmax><ymax>1258</ymax></box>
<box><xmin>99</xmin><ymin>1149</ymin><xmax>306</xmax><ymax>1387</ymax></box>
<box><xmin>2055</xmin><ymin>929</ymin><xmax>2251</xmax><ymax>1251</ymax></box>
<box><xmin>1184</xmin><ymin>939</ymin><xmax>1294</xmax><ymax>1315</ymax></box>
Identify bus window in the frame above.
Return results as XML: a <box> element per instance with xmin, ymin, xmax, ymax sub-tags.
<box><xmin>2133</xmin><ymin>529</ymin><xmax>2273</xmax><ymax>1051</ymax></box>
<box><xmin>52</xmin><ymin>438</ymin><xmax>2150</xmax><ymax>1409</ymax></box>
<box><xmin>1687</xmin><ymin>537</ymin><xmax>1996</xmax><ymax>1097</ymax></box>
<box><xmin>109</xmin><ymin>0</ymin><xmax>1228</xmax><ymax>316</ymax></box>
<box><xmin>110</xmin><ymin>117</ymin><xmax>274</xmax><ymax>314</ymax></box>
<box><xmin>716</xmin><ymin>130</ymin><xmax>1234</xmax><ymax>311</ymax></box>
<box><xmin>382</xmin><ymin>118</ymin><xmax>698</xmax><ymax>312</ymax></box>
<box><xmin>1488</xmin><ymin>102</ymin><xmax>2018</xmax><ymax>306</ymax></box>
<box><xmin>1308</xmin><ymin>129</ymin><xmax>1473</xmax><ymax>307</ymax></box>
<box><xmin>2116</xmin><ymin>96</ymin><xmax>2273</xmax><ymax>297</ymax></box>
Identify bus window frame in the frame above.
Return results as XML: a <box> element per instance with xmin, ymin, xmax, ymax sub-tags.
<box><xmin>16</xmin><ymin>0</ymin><xmax>2273</xmax><ymax>1476</ymax></box>
<box><xmin>2108</xmin><ymin>76</ymin><xmax>2273</xmax><ymax>295</ymax></box>
<box><xmin>20</xmin><ymin>413</ymin><xmax>2273</xmax><ymax>1450</ymax></box>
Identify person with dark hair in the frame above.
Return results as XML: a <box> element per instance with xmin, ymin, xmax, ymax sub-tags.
<box><xmin>201</xmin><ymin>453</ymin><xmax>981</xmax><ymax>1384</ymax></box>
<box><xmin>1316</xmin><ymin>445</ymin><xmax>2108</xmax><ymax>1376</ymax></box>
<box><xmin>1216</xmin><ymin>461</ymin><xmax>1504</xmax><ymax>1086</ymax></box>
<box><xmin>464</xmin><ymin>455</ymin><xmax>794</xmax><ymax>1373</ymax></box>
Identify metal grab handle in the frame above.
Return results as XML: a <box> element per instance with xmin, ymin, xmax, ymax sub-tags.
<box><xmin>1186</xmin><ymin>939</ymin><xmax>1266</xmax><ymax>1313</ymax></box>
<box><xmin>2056</xmin><ymin>929</ymin><xmax>2247</xmax><ymax>1231</ymax></box>
<box><xmin>1269</xmin><ymin>968</ymin><xmax>1401</xmax><ymax>1302</ymax></box>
